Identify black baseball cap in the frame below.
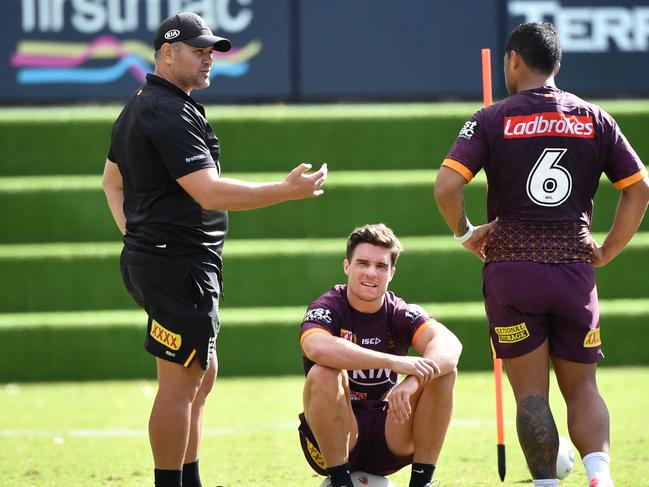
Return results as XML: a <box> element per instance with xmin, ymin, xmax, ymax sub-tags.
<box><xmin>153</xmin><ymin>12</ymin><xmax>231</xmax><ymax>52</ymax></box>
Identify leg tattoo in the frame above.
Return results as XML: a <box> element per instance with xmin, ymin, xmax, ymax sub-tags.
<box><xmin>516</xmin><ymin>395</ymin><xmax>559</xmax><ymax>479</ymax></box>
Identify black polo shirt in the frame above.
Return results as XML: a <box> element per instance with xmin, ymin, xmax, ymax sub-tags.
<box><xmin>108</xmin><ymin>74</ymin><xmax>227</xmax><ymax>270</ymax></box>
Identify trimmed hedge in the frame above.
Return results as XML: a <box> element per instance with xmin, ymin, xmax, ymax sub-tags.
<box><xmin>0</xmin><ymin>171</ymin><xmax>643</xmax><ymax>244</ymax></box>
<box><xmin>1</xmin><ymin>102</ymin><xmax>648</xmax><ymax>381</ymax></box>
<box><xmin>1</xmin><ymin>301</ymin><xmax>645</xmax><ymax>382</ymax></box>
<box><xmin>1</xmin><ymin>106</ymin><xmax>648</xmax><ymax>176</ymax></box>
<box><xmin>0</xmin><ymin>235</ymin><xmax>647</xmax><ymax>312</ymax></box>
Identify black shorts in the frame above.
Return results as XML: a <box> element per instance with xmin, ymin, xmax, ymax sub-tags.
<box><xmin>120</xmin><ymin>247</ymin><xmax>221</xmax><ymax>370</ymax></box>
<box><xmin>298</xmin><ymin>400</ymin><xmax>413</xmax><ymax>477</ymax></box>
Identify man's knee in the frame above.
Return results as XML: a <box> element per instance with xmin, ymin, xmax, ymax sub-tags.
<box><xmin>199</xmin><ymin>355</ymin><xmax>218</xmax><ymax>392</ymax></box>
<box><xmin>422</xmin><ymin>367</ymin><xmax>457</xmax><ymax>397</ymax></box>
<box><xmin>158</xmin><ymin>361</ymin><xmax>208</xmax><ymax>404</ymax></box>
<box><xmin>305</xmin><ymin>365</ymin><xmax>348</xmax><ymax>398</ymax></box>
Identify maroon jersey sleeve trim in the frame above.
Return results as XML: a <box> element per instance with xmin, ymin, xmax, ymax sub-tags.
<box><xmin>442</xmin><ymin>158</ymin><xmax>474</xmax><ymax>182</ymax></box>
<box><xmin>613</xmin><ymin>168</ymin><xmax>648</xmax><ymax>190</ymax></box>
<box><xmin>300</xmin><ymin>327</ymin><xmax>331</xmax><ymax>347</ymax></box>
<box><xmin>411</xmin><ymin>319</ymin><xmax>435</xmax><ymax>347</ymax></box>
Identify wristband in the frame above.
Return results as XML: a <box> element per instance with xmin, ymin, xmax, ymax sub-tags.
<box><xmin>454</xmin><ymin>224</ymin><xmax>475</xmax><ymax>244</ymax></box>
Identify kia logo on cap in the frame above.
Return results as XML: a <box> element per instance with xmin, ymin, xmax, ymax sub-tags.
<box><xmin>164</xmin><ymin>29</ymin><xmax>180</xmax><ymax>40</ymax></box>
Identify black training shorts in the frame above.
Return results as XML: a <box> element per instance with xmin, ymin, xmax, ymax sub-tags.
<box><xmin>120</xmin><ymin>247</ymin><xmax>221</xmax><ymax>370</ymax></box>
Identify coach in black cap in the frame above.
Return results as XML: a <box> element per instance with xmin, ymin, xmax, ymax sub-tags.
<box><xmin>102</xmin><ymin>12</ymin><xmax>327</xmax><ymax>487</ymax></box>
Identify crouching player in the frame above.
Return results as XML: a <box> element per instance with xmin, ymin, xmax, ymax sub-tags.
<box><xmin>297</xmin><ymin>224</ymin><xmax>462</xmax><ymax>487</ymax></box>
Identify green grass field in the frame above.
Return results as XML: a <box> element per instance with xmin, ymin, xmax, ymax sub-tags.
<box><xmin>2</xmin><ymin>368</ymin><xmax>648</xmax><ymax>487</ymax></box>
<box><xmin>2</xmin><ymin>98</ymin><xmax>649</xmax><ymax>485</ymax></box>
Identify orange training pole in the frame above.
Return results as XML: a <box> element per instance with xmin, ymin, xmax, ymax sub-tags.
<box><xmin>481</xmin><ymin>47</ymin><xmax>506</xmax><ymax>482</ymax></box>
<box><xmin>481</xmin><ymin>48</ymin><xmax>493</xmax><ymax>107</ymax></box>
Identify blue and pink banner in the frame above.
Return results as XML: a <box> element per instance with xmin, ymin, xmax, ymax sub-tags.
<box><xmin>11</xmin><ymin>36</ymin><xmax>261</xmax><ymax>84</ymax></box>
<box><xmin>2</xmin><ymin>0</ymin><xmax>291</xmax><ymax>102</ymax></box>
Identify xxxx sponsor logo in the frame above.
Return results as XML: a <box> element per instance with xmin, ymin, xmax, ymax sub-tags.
<box><xmin>340</xmin><ymin>328</ymin><xmax>356</xmax><ymax>343</ymax></box>
<box><xmin>494</xmin><ymin>323</ymin><xmax>530</xmax><ymax>343</ymax></box>
<box><xmin>150</xmin><ymin>319</ymin><xmax>182</xmax><ymax>350</ymax></box>
<box><xmin>504</xmin><ymin>112</ymin><xmax>594</xmax><ymax>139</ymax></box>
<box><xmin>584</xmin><ymin>328</ymin><xmax>601</xmax><ymax>348</ymax></box>
<box><xmin>305</xmin><ymin>436</ymin><xmax>326</xmax><ymax>470</ymax></box>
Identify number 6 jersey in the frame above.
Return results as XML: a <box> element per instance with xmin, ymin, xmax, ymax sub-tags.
<box><xmin>443</xmin><ymin>86</ymin><xmax>647</xmax><ymax>264</ymax></box>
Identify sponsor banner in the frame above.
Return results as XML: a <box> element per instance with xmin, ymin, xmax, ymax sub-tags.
<box><xmin>340</xmin><ymin>328</ymin><xmax>355</xmax><ymax>343</ymax></box>
<box><xmin>305</xmin><ymin>436</ymin><xmax>326</xmax><ymax>470</ymax></box>
<box><xmin>304</xmin><ymin>307</ymin><xmax>333</xmax><ymax>324</ymax></box>
<box><xmin>2</xmin><ymin>0</ymin><xmax>291</xmax><ymax>102</ymax></box>
<box><xmin>504</xmin><ymin>112</ymin><xmax>594</xmax><ymax>139</ymax></box>
<box><xmin>459</xmin><ymin>121</ymin><xmax>480</xmax><ymax>140</ymax></box>
<box><xmin>350</xmin><ymin>391</ymin><xmax>368</xmax><ymax>401</ymax></box>
<box><xmin>150</xmin><ymin>319</ymin><xmax>181</xmax><ymax>350</ymax></box>
<box><xmin>2</xmin><ymin>0</ymin><xmax>648</xmax><ymax>102</ymax></box>
<box><xmin>494</xmin><ymin>322</ymin><xmax>530</xmax><ymax>343</ymax></box>
<box><xmin>508</xmin><ymin>0</ymin><xmax>649</xmax><ymax>96</ymax></box>
<box><xmin>349</xmin><ymin>367</ymin><xmax>394</xmax><ymax>386</ymax></box>
<box><xmin>583</xmin><ymin>328</ymin><xmax>602</xmax><ymax>347</ymax></box>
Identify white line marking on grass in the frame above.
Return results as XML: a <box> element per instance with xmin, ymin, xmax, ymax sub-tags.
<box><xmin>0</xmin><ymin>418</ymin><xmax>499</xmax><ymax>438</ymax></box>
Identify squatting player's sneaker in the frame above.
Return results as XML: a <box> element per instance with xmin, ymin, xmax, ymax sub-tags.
<box><xmin>424</xmin><ymin>481</ymin><xmax>441</xmax><ymax>487</ymax></box>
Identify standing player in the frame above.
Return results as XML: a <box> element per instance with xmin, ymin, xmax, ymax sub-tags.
<box><xmin>101</xmin><ymin>12</ymin><xmax>327</xmax><ymax>487</ymax></box>
<box><xmin>434</xmin><ymin>22</ymin><xmax>649</xmax><ymax>487</ymax></box>
<box><xmin>298</xmin><ymin>224</ymin><xmax>462</xmax><ymax>487</ymax></box>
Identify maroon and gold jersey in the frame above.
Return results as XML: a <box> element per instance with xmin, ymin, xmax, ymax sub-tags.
<box><xmin>444</xmin><ymin>86</ymin><xmax>647</xmax><ymax>263</ymax></box>
<box><xmin>300</xmin><ymin>285</ymin><xmax>433</xmax><ymax>401</ymax></box>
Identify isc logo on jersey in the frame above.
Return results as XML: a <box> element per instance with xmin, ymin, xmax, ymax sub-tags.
<box><xmin>504</xmin><ymin>112</ymin><xmax>594</xmax><ymax>139</ymax></box>
<box><xmin>361</xmin><ymin>337</ymin><xmax>381</xmax><ymax>345</ymax></box>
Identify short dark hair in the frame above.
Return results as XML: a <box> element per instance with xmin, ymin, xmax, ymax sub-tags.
<box><xmin>346</xmin><ymin>223</ymin><xmax>403</xmax><ymax>266</ymax></box>
<box><xmin>505</xmin><ymin>22</ymin><xmax>562</xmax><ymax>75</ymax></box>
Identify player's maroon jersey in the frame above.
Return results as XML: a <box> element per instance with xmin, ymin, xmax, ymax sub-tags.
<box><xmin>444</xmin><ymin>86</ymin><xmax>647</xmax><ymax>263</ymax></box>
<box><xmin>300</xmin><ymin>285</ymin><xmax>433</xmax><ymax>401</ymax></box>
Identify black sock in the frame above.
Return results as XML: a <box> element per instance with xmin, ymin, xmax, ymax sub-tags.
<box><xmin>182</xmin><ymin>459</ymin><xmax>202</xmax><ymax>487</ymax></box>
<box><xmin>154</xmin><ymin>468</ymin><xmax>182</xmax><ymax>487</ymax></box>
<box><xmin>326</xmin><ymin>463</ymin><xmax>353</xmax><ymax>487</ymax></box>
<box><xmin>409</xmin><ymin>463</ymin><xmax>436</xmax><ymax>487</ymax></box>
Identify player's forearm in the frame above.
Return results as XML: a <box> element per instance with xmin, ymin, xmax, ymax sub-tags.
<box><xmin>201</xmin><ymin>178</ymin><xmax>292</xmax><ymax>211</ymax></box>
<box><xmin>436</xmin><ymin>192</ymin><xmax>471</xmax><ymax>236</ymax></box>
<box><xmin>102</xmin><ymin>160</ymin><xmax>126</xmax><ymax>235</ymax></box>
<box><xmin>305</xmin><ymin>337</ymin><xmax>395</xmax><ymax>371</ymax></box>
<box><xmin>602</xmin><ymin>179</ymin><xmax>649</xmax><ymax>261</ymax></box>
<box><xmin>421</xmin><ymin>327</ymin><xmax>462</xmax><ymax>376</ymax></box>
<box><xmin>104</xmin><ymin>188</ymin><xmax>126</xmax><ymax>235</ymax></box>
<box><xmin>434</xmin><ymin>169</ymin><xmax>471</xmax><ymax>236</ymax></box>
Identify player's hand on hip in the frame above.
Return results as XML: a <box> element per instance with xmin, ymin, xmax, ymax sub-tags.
<box><xmin>386</xmin><ymin>378</ymin><xmax>418</xmax><ymax>423</ymax></box>
<box><xmin>464</xmin><ymin>219</ymin><xmax>497</xmax><ymax>261</ymax></box>
<box><xmin>283</xmin><ymin>162</ymin><xmax>328</xmax><ymax>199</ymax></box>
<box><xmin>591</xmin><ymin>240</ymin><xmax>611</xmax><ymax>267</ymax></box>
<box><xmin>390</xmin><ymin>356</ymin><xmax>440</xmax><ymax>384</ymax></box>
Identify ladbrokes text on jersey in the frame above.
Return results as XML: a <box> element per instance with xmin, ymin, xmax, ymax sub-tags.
<box><xmin>504</xmin><ymin>112</ymin><xmax>594</xmax><ymax>139</ymax></box>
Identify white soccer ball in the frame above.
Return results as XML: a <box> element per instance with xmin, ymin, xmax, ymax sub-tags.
<box><xmin>318</xmin><ymin>471</ymin><xmax>396</xmax><ymax>487</ymax></box>
<box><xmin>557</xmin><ymin>436</ymin><xmax>575</xmax><ymax>480</ymax></box>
